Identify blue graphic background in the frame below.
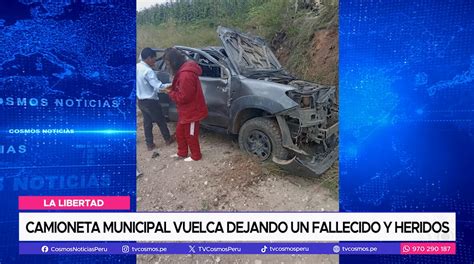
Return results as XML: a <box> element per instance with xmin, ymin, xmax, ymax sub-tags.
<box><xmin>340</xmin><ymin>0</ymin><xmax>474</xmax><ymax>263</ymax></box>
<box><xmin>0</xmin><ymin>0</ymin><xmax>136</xmax><ymax>263</ymax></box>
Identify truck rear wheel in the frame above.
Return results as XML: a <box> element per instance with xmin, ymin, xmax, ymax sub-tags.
<box><xmin>238</xmin><ymin>117</ymin><xmax>288</xmax><ymax>161</ymax></box>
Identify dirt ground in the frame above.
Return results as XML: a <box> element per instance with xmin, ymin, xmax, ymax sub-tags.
<box><xmin>136</xmin><ymin>116</ymin><xmax>339</xmax><ymax>263</ymax></box>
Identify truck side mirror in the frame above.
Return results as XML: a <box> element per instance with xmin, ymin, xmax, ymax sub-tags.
<box><xmin>221</xmin><ymin>68</ymin><xmax>229</xmax><ymax>79</ymax></box>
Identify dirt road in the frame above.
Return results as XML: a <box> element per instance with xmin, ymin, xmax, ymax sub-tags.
<box><xmin>137</xmin><ymin>119</ymin><xmax>339</xmax><ymax>263</ymax></box>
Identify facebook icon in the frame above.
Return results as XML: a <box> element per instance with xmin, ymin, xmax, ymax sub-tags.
<box><xmin>41</xmin><ymin>246</ymin><xmax>49</xmax><ymax>253</ymax></box>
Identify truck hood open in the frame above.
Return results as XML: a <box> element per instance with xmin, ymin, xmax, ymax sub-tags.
<box><xmin>217</xmin><ymin>26</ymin><xmax>282</xmax><ymax>76</ymax></box>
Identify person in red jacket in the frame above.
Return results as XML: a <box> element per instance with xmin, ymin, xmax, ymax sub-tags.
<box><xmin>162</xmin><ymin>48</ymin><xmax>208</xmax><ymax>161</ymax></box>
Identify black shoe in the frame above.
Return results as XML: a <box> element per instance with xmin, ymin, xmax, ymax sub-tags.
<box><xmin>165</xmin><ymin>135</ymin><xmax>175</xmax><ymax>146</ymax></box>
<box><xmin>147</xmin><ymin>143</ymin><xmax>156</xmax><ymax>151</ymax></box>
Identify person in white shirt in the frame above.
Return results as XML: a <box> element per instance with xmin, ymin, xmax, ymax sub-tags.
<box><xmin>137</xmin><ymin>47</ymin><xmax>174</xmax><ymax>151</ymax></box>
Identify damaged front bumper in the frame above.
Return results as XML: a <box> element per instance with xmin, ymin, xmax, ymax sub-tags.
<box><xmin>273</xmin><ymin>146</ymin><xmax>338</xmax><ymax>176</ymax></box>
<box><xmin>274</xmin><ymin>115</ymin><xmax>338</xmax><ymax>176</ymax></box>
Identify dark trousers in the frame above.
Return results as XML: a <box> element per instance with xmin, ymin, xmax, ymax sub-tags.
<box><xmin>176</xmin><ymin>121</ymin><xmax>202</xmax><ymax>160</ymax></box>
<box><xmin>138</xmin><ymin>99</ymin><xmax>171</xmax><ymax>146</ymax></box>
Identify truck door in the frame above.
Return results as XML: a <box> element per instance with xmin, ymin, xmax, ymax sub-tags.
<box><xmin>154</xmin><ymin>52</ymin><xmax>178</xmax><ymax>121</ymax></box>
<box><xmin>177</xmin><ymin>47</ymin><xmax>231</xmax><ymax>128</ymax></box>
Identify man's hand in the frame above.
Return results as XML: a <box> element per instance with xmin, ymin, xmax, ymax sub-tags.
<box><xmin>161</xmin><ymin>84</ymin><xmax>172</xmax><ymax>94</ymax></box>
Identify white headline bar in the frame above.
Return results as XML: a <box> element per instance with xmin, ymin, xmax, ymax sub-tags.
<box><xmin>19</xmin><ymin>212</ymin><xmax>456</xmax><ymax>242</ymax></box>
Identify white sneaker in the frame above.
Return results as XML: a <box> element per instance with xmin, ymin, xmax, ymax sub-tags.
<box><xmin>171</xmin><ymin>154</ymin><xmax>186</xmax><ymax>160</ymax></box>
<box><xmin>184</xmin><ymin>157</ymin><xmax>196</xmax><ymax>162</ymax></box>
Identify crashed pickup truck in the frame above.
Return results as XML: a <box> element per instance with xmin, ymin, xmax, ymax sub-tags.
<box><xmin>155</xmin><ymin>26</ymin><xmax>338</xmax><ymax>176</ymax></box>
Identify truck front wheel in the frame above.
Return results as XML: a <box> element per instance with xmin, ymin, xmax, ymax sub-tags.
<box><xmin>238</xmin><ymin>117</ymin><xmax>288</xmax><ymax>161</ymax></box>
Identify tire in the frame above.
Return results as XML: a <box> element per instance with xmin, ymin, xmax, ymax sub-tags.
<box><xmin>238</xmin><ymin>117</ymin><xmax>288</xmax><ymax>161</ymax></box>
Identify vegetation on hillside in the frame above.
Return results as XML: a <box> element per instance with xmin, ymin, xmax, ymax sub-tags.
<box><xmin>137</xmin><ymin>0</ymin><xmax>338</xmax><ymax>84</ymax></box>
<box><xmin>138</xmin><ymin>0</ymin><xmax>269</xmax><ymax>27</ymax></box>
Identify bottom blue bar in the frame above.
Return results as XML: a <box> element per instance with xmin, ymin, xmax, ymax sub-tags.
<box><xmin>19</xmin><ymin>242</ymin><xmax>401</xmax><ymax>255</ymax></box>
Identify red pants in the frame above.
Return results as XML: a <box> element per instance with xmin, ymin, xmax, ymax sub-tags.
<box><xmin>176</xmin><ymin>121</ymin><xmax>202</xmax><ymax>160</ymax></box>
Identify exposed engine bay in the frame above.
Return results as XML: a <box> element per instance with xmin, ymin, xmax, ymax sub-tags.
<box><xmin>253</xmin><ymin>75</ymin><xmax>339</xmax><ymax>175</ymax></box>
<box><xmin>286</xmin><ymin>81</ymin><xmax>338</xmax><ymax>144</ymax></box>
